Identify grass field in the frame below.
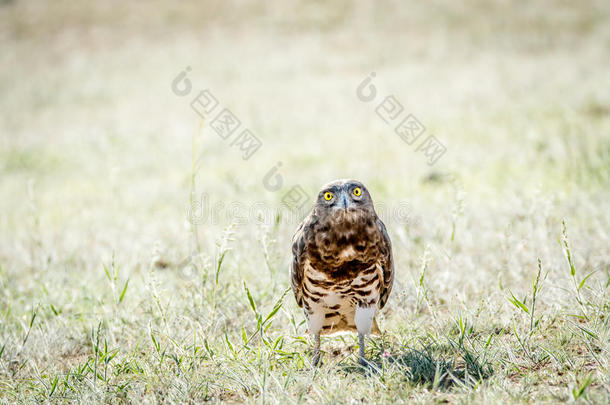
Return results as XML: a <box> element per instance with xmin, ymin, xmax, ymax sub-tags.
<box><xmin>1</xmin><ymin>1</ymin><xmax>609</xmax><ymax>403</ymax></box>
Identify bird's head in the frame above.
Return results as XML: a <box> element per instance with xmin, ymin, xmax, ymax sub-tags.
<box><xmin>314</xmin><ymin>179</ymin><xmax>375</xmax><ymax>219</ymax></box>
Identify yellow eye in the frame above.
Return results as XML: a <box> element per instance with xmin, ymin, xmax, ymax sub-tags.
<box><xmin>353</xmin><ymin>187</ymin><xmax>362</xmax><ymax>197</ymax></box>
<box><xmin>324</xmin><ymin>192</ymin><xmax>333</xmax><ymax>201</ymax></box>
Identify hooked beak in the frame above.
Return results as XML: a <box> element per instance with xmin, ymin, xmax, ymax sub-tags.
<box><xmin>341</xmin><ymin>193</ymin><xmax>348</xmax><ymax>211</ymax></box>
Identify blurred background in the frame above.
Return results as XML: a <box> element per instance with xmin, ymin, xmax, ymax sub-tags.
<box><xmin>2</xmin><ymin>0</ymin><xmax>608</xmax><ymax>263</ymax></box>
<box><xmin>0</xmin><ymin>0</ymin><xmax>609</xmax><ymax>400</ymax></box>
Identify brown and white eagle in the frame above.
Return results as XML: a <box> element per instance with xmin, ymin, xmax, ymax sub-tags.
<box><xmin>290</xmin><ymin>179</ymin><xmax>394</xmax><ymax>366</ymax></box>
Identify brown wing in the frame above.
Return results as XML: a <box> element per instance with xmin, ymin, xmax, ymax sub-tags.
<box><xmin>376</xmin><ymin>217</ymin><xmax>394</xmax><ymax>309</ymax></box>
<box><xmin>290</xmin><ymin>217</ymin><xmax>308</xmax><ymax>307</ymax></box>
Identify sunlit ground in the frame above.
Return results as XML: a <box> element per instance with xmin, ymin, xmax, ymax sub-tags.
<box><xmin>1</xmin><ymin>1</ymin><xmax>609</xmax><ymax>403</ymax></box>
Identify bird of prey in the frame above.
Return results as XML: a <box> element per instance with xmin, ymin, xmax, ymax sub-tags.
<box><xmin>290</xmin><ymin>179</ymin><xmax>394</xmax><ymax>366</ymax></box>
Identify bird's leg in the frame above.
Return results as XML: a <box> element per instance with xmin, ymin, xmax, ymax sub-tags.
<box><xmin>312</xmin><ymin>333</ymin><xmax>321</xmax><ymax>366</ymax></box>
<box><xmin>358</xmin><ymin>332</ymin><xmax>367</xmax><ymax>366</ymax></box>
<box><xmin>355</xmin><ymin>306</ymin><xmax>375</xmax><ymax>367</ymax></box>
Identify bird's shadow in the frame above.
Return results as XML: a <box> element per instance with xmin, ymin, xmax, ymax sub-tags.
<box><xmin>337</xmin><ymin>344</ymin><xmax>494</xmax><ymax>388</ymax></box>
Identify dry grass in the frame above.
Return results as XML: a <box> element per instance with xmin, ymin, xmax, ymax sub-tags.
<box><xmin>0</xmin><ymin>0</ymin><xmax>609</xmax><ymax>403</ymax></box>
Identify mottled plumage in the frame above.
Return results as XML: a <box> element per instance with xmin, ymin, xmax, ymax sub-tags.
<box><xmin>290</xmin><ymin>179</ymin><xmax>394</xmax><ymax>365</ymax></box>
